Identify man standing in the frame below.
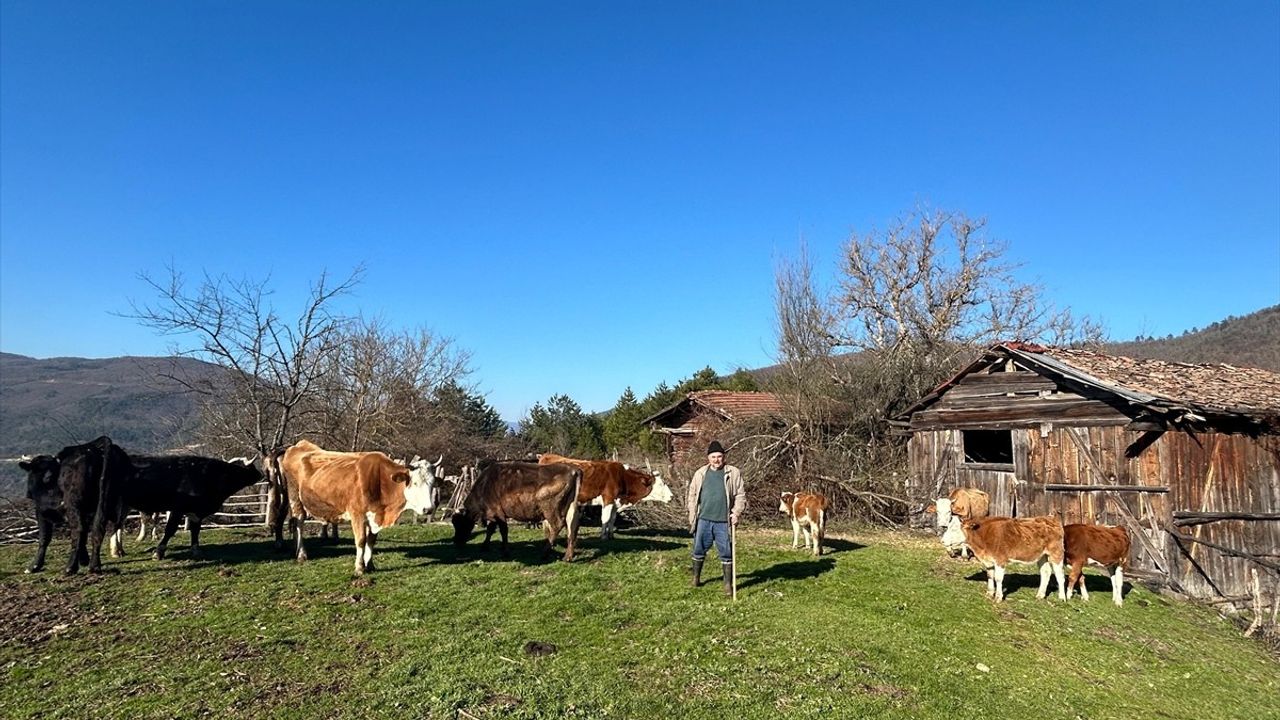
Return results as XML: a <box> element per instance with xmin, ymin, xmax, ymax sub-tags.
<box><xmin>687</xmin><ymin>440</ymin><xmax>747</xmax><ymax>596</ymax></box>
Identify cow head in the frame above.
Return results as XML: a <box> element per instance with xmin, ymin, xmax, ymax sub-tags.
<box><xmin>779</xmin><ymin>491</ymin><xmax>796</xmax><ymax>514</ymax></box>
<box><xmin>405</xmin><ymin>455</ymin><xmax>442</xmax><ymax>515</ymax></box>
<box><xmin>932</xmin><ymin>497</ymin><xmax>953</xmax><ymax>528</ymax></box>
<box><xmin>451</xmin><ymin>510</ymin><xmax>477</xmax><ymax>546</ymax></box>
<box><xmin>621</xmin><ymin>467</ymin><xmax>673</xmax><ymax>505</ymax></box>
<box><xmin>940</xmin><ymin>515</ymin><xmax>968</xmax><ymax>557</ymax></box>
<box><xmin>20</xmin><ymin>455</ymin><xmax>61</xmax><ymax>505</ymax></box>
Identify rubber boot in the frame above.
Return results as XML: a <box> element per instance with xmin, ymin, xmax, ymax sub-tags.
<box><xmin>691</xmin><ymin>558</ymin><xmax>704</xmax><ymax>588</ymax></box>
<box><xmin>722</xmin><ymin>562</ymin><xmax>734</xmax><ymax>597</ymax></box>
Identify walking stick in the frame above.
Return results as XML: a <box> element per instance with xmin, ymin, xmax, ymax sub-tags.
<box><xmin>731</xmin><ymin>518</ymin><xmax>738</xmax><ymax>602</ymax></box>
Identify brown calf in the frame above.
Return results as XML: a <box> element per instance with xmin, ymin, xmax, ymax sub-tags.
<box><xmin>1064</xmin><ymin>523</ymin><xmax>1130</xmax><ymax>606</ymax></box>
<box><xmin>960</xmin><ymin>515</ymin><xmax>1066</xmax><ymax>602</ymax></box>
<box><xmin>778</xmin><ymin>491</ymin><xmax>828</xmax><ymax>556</ymax></box>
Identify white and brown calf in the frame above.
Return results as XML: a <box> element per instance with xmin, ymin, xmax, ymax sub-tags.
<box><xmin>1064</xmin><ymin>523</ymin><xmax>1130</xmax><ymax>606</ymax></box>
<box><xmin>779</xmin><ymin>491</ymin><xmax>828</xmax><ymax>556</ymax></box>
<box><xmin>961</xmin><ymin>515</ymin><xmax>1066</xmax><ymax>603</ymax></box>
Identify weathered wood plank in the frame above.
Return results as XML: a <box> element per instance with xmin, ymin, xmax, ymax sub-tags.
<box><xmin>1042</xmin><ymin>484</ymin><xmax>1169</xmax><ymax>493</ymax></box>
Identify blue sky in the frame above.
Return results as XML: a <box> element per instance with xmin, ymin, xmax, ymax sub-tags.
<box><xmin>2</xmin><ymin>2</ymin><xmax>1278</xmax><ymax>420</ymax></box>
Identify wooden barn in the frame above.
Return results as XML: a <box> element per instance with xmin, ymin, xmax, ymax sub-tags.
<box><xmin>642</xmin><ymin>390</ymin><xmax>784</xmax><ymax>466</ymax></box>
<box><xmin>897</xmin><ymin>342</ymin><xmax>1280</xmax><ymax>603</ymax></box>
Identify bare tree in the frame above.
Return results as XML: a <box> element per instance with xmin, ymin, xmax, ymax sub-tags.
<box><xmin>768</xmin><ymin>207</ymin><xmax>1105</xmax><ymax>522</ymax></box>
<box><xmin>128</xmin><ymin>265</ymin><xmax>363</xmax><ymax>457</ymax></box>
<box><xmin>309</xmin><ymin>316</ymin><xmax>473</xmax><ymax>454</ymax></box>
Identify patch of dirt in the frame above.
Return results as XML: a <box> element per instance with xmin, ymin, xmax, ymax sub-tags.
<box><xmin>0</xmin><ymin>581</ymin><xmax>111</xmax><ymax>647</ymax></box>
<box><xmin>523</xmin><ymin>641</ymin><xmax>557</xmax><ymax>657</ymax></box>
<box><xmin>480</xmin><ymin>693</ymin><xmax>522</xmax><ymax>710</ymax></box>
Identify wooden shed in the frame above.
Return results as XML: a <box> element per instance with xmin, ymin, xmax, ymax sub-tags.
<box><xmin>642</xmin><ymin>390</ymin><xmax>784</xmax><ymax>466</ymax></box>
<box><xmin>897</xmin><ymin>342</ymin><xmax>1280</xmax><ymax>602</ymax></box>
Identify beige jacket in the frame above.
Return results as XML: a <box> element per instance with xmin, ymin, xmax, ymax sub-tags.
<box><xmin>687</xmin><ymin>464</ymin><xmax>746</xmax><ymax>530</ymax></box>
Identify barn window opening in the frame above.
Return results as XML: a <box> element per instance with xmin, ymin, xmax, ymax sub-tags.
<box><xmin>962</xmin><ymin>430</ymin><xmax>1013</xmax><ymax>464</ymax></box>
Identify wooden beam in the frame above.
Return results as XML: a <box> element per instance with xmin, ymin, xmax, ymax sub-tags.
<box><xmin>1172</xmin><ymin>512</ymin><xmax>1280</xmax><ymax>526</ymax></box>
<box><xmin>1042</xmin><ymin>484</ymin><xmax>1169</xmax><ymax>493</ymax></box>
<box><xmin>1167</xmin><ymin>532</ymin><xmax>1280</xmax><ymax>573</ymax></box>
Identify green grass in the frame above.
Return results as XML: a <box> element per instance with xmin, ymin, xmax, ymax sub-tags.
<box><xmin>1</xmin><ymin>524</ymin><xmax>1276</xmax><ymax>719</ymax></box>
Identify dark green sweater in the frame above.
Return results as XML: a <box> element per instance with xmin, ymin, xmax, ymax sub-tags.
<box><xmin>698</xmin><ymin>468</ymin><xmax>728</xmax><ymax>522</ymax></box>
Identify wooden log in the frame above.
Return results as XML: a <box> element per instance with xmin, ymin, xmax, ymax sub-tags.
<box><xmin>1173</xmin><ymin>512</ymin><xmax>1280</xmax><ymax>526</ymax></box>
<box><xmin>1167</xmin><ymin>532</ymin><xmax>1280</xmax><ymax>573</ymax></box>
<box><xmin>1042</xmin><ymin>484</ymin><xmax>1169</xmax><ymax>493</ymax></box>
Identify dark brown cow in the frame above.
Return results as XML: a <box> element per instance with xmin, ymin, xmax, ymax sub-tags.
<box><xmin>278</xmin><ymin>440</ymin><xmax>439</xmax><ymax>574</ymax></box>
<box><xmin>778</xmin><ymin>491</ymin><xmax>828</xmax><ymax>556</ymax></box>
<box><xmin>452</xmin><ymin>461</ymin><xmax>581</xmax><ymax>561</ymax></box>
<box><xmin>960</xmin><ymin>515</ymin><xmax>1066</xmax><ymax>602</ymax></box>
<box><xmin>1064</xmin><ymin>523</ymin><xmax>1130</xmax><ymax>606</ymax></box>
<box><xmin>18</xmin><ymin>436</ymin><xmax>131</xmax><ymax>575</ymax></box>
<box><xmin>537</xmin><ymin>453</ymin><xmax>672</xmax><ymax>539</ymax></box>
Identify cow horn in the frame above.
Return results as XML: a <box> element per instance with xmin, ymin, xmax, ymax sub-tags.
<box><xmin>435</xmin><ymin>454</ymin><xmax>443</xmax><ymax>466</ymax></box>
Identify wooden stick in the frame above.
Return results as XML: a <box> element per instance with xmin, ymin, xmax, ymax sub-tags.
<box><xmin>731</xmin><ymin>519</ymin><xmax>738</xmax><ymax>602</ymax></box>
<box><xmin>1168</xmin><ymin>532</ymin><xmax>1280</xmax><ymax>573</ymax></box>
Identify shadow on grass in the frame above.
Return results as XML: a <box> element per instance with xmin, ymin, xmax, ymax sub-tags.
<box><xmin>737</xmin><ymin>558</ymin><xmax>836</xmax><ymax>590</ymax></box>
<box><xmin>959</xmin><ymin>568</ymin><xmax>1132</xmax><ymax>600</ymax></box>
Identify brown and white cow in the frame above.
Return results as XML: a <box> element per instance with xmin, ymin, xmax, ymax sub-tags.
<box><xmin>452</xmin><ymin>461</ymin><xmax>581</xmax><ymax>561</ymax></box>
<box><xmin>778</xmin><ymin>491</ymin><xmax>828</xmax><ymax>556</ymax></box>
<box><xmin>1064</xmin><ymin>523</ymin><xmax>1130</xmax><ymax>606</ymax></box>
<box><xmin>960</xmin><ymin>515</ymin><xmax>1066</xmax><ymax>602</ymax></box>
<box><xmin>278</xmin><ymin>440</ymin><xmax>440</xmax><ymax>574</ymax></box>
<box><xmin>929</xmin><ymin>487</ymin><xmax>991</xmax><ymax>557</ymax></box>
<box><xmin>536</xmin><ymin>453</ymin><xmax>673</xmax><ymax>539</ymax></box>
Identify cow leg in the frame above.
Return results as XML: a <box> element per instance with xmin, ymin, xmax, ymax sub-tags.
<box><xmin>1111</xmin><ymin>566</ymin><xmax>1124</xmax><ymax>606</ymax></box>
<box><xmin>350</xmin><ymin>516</ymin><xmax>368</xmax><ymax>575</ymax></box>
<box><xmin>497</xmin><ymin>521</ymin><xmax>511</xmax><ymax>559</ymax></box>
<box><xmin>599</xmin><ymin>502</ymin><xmax>615</xmax><ymax>541</ymax></box>
<box><xmin>293</xmin><ymin>517</ymin><xmax>308</xmax><ymax>562</ymax></box>
<box><xmin>109</xmin><ymin>528</ymin><xmax>124</xmax><ymax>558</ymax></box>
<box><xmin>791</xmin><ymin>518</ymin><xmax>801</xmax><ymax>549</ymax></box>
<box><xmin>1066</xmin><ymin>561</ymin><xmax>1081</xmax><ymax>600</ymax></box>
<box><xmin>364</xmin><ymin>531</ymin><xmax>378</xmax><ymax>572</ymax></box>
<box><xmin>28</xmin><ymin>516</ymin><xmax>54</xmax><ymax>573</ymax></box>
<box><xmin>983</xmin><ymin>566</ymin><xmax>995</xmax><ymax>598</ymax></box>
<box><xmin>482</xmin><ymin>522</ymin><xmax>497</xmax><ymax>552</ymax></box>
<box><xmin>65</xmin><ymin>510</ymin><xmax>87</xmax><ymax>575</ymax></box>
<box><xmin>154</xmin><ymin>511</ymin><xmax>184</xmax><ymax>560</ymax></box>
<box><xmin>815</xmin><ymin>516</ymin><xmax>825</xmax><ymax>557</ymax></box>
<box><xmin>993</xmin><ymin>564</ymin><xmax>1007</xmax><ymax>602</ymax></box>
<box><xmin>188</xmin><ymin>516</ymin><xmax>202</xmax><ymax>559</ymax></box>
<box><xmin>1053</xmin><ymin>560</ymin><xmax>1066</xmax><ymax>601</ymax></box>
<box><xmin>1036</xmin><ymin>559</ymin><xmax>1052</xmax><ymax>599</ymax></box>
<box><xmin>561</xmin><ymin>502</ymin><xmax>578</xmax><ymax>562</ymax></box>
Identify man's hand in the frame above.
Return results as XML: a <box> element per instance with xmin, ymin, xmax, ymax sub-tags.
<box><xmin>730</xmin><ymin>513</ymin><xmax>739</xmax><ymax>526</ymax></box>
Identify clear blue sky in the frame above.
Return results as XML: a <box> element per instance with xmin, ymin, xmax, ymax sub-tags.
<box><xmin>3</xmin><ymin>2</ymin><xmax>1278</xmax><ymax>420</ymax></box>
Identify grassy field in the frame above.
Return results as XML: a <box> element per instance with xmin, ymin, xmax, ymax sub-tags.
<box><xmin>1</xmin><ymin>523</ymin><xmax>1276</xmax><ymax>720</ymax></box>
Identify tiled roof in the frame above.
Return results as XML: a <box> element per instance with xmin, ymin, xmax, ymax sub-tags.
<box><xmin>1015</xmin><ymin>344</ymin><xmax>1280</xmax><ymax>417</ymax></box>
<box><xmin>687</xmin><ymin>391</ymin><xmax>786</xmax><ymax>420</ymax></box>
<box><xmin>642</xmin><ymin>391</ymin><xmax>785</xmax><ymax>427</ymax></box>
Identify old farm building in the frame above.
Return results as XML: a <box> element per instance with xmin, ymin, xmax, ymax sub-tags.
<box><xmin>643</xmin><ymin>390</ymin><xmax>784</xmax><ymax>465</ymax></box>
<box><xmin>898</xmin><ymin>343</ymin><xmax>1280</xmax><ymax>601</ymax></box>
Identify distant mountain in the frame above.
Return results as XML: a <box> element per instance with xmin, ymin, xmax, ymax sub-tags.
<box><xmin>1104</xmin><ymin>305</ymin><xmax>1280</xmax><ymax>372</ymax></box>
<box><xmin>0</xmin><ymin>353</ymin><xmax>224</xmax><ymax>497</ymax></box>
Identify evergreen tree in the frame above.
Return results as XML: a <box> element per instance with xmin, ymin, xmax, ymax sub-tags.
<box><xmin>433</xmin><ymin>380</ymin><xmax>507</xmax><ymax>438</ymax></box>
<box><xmin>603</xmin><ymin>386</ymin><xmax>643</xmax><ymax>451</ymax></box>
<box><xmin>519</xmin><ymin>394</ymin><xmax>605</xmax><ymax>458</ymax></box>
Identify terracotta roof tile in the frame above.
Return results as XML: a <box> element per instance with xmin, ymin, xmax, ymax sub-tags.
<box><xmin>1021</xmin><ymin>346</ymin><xmax>1280</xmax><ymax>417</ymax></box>
<box><xmin>687</xmin><ymin>391</ymin><xmax>785</xmax><ymax>420</ymax></box>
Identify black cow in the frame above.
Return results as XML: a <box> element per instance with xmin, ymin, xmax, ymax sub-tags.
<box><xmin>19</xmin><ymin>436</ymin><xmax>131</xmax><ymax>574</ymax></box>
<box><xmin>451</xmin><ymin>461</ymin><xmax>581</xmax><ymax>561</ymax></box>
<box><xmin>121</xmin><ymin>455</ymin><xmax>264</xmax><ymax>559</ymax></box>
